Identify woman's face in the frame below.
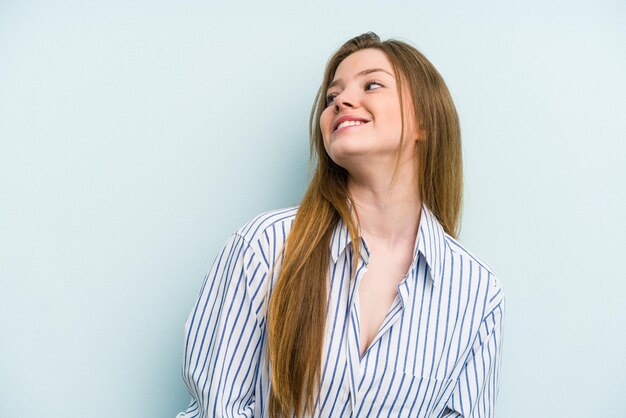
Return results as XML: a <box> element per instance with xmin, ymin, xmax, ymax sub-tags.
<box><xmin>320</xmin><ymin>48</ymin><xmax>417</xmax><ymax>171</ymax></box>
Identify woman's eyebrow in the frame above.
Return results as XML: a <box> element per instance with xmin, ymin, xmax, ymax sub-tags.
<box><xmin>327</xmin><ymin>68</ymin><xmax>394</xmax><ymax>90</ymax></box>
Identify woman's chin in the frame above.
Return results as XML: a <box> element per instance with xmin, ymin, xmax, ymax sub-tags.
<box><xmin>328</xmin><ymin>139</ymin><xmax>371</xmax><ymax>160</ymax></box>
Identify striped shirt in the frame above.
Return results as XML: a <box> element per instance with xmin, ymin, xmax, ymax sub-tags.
<box><xmin>177</xmin><ymin>203</ymin><xmax>505</xmax><ymax>418</ymax></box>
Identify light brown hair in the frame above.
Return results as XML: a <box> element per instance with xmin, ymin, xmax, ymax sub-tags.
<box><xmin>267</xmin><ymin>32</ymin><xmax>463</xmax><ymax>417</ymax></box>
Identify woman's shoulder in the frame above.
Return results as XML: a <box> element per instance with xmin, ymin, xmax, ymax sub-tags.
<box><xmin>443</xmin><ymin>234</ymin><xmax>505</xmax><ymax>309</ymax></box>
<box><xmin>444</xmin><ymin>235</ymin><xmax>498</xmax><ymax>277</ymax></box>
<box><xmin>234</xmin><ymin>206</ymin><xmax>298</xmax><ymax>241</ymax></box>
<box><xmin>232</xmin><ymin>206</ymin><xmax>299</xmax><ymax>265</ymax></box>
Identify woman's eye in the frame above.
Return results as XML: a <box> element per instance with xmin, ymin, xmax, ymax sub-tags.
<box><xmin>325</xmin><ymin>81</ymin><xmax>382</xmax><ymax>106</ymax></box>
<box><xmin>365</xmin><ymin>81</ymin><xmax>383</xmax><ymax>91</ymax></box>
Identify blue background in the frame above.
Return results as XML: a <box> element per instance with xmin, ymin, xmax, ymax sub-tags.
<box><xmin>1</xmin><ymin>1</ymin><xmax>625</xmax><ymax>417</ymax></box>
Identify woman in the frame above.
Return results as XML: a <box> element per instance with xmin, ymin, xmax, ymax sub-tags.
<box><xmin>177</xmin><ymin>32</ymin><xmax>505</xmax><ymax>418</ymax></box>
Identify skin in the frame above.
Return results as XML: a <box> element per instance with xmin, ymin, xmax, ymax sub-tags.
<box><xmin>320</xmin><ymin>48</ymin><xmax>425</xmax><ymax>357</ymax></box>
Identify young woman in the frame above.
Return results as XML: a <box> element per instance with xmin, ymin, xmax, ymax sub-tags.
<box><xmin>177</xmin><ymin>32</ymin><xmax>505</xmax><ymax>418</ymax></box>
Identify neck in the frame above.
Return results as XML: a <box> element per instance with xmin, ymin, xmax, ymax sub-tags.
<box><xmin>347</xmin><ymin>163</ymin><xmax>421</xmax><ymax>247</ymax></box>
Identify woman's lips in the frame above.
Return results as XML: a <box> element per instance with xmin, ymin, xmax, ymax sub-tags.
<box><xmin>334</xmin><ymin>121</ymin><xmax>370</xmax><ymax>135</ymax></box>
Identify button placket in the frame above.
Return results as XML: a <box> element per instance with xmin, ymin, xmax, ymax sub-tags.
<box><xmin>346</xmin><ymin>253</ymin><xmax>368</xmax><ymax>413</ymax></box>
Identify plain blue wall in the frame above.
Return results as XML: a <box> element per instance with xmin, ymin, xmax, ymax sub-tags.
<box><xmin>1</xmin><ymin>1</ymin><xmax>625</xmax><ymax>417</ymax></box>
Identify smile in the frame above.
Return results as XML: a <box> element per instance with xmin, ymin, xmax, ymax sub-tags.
<box><xmin>334</xmin><ymin>120</ymin><xmax>369</xmax><ymax>134</ymax></box>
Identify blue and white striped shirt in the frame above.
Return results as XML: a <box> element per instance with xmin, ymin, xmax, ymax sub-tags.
<box><xmin>178</xmin><ymin>203</ymin><xmax>505</xmax><ymax>418</ymax></box>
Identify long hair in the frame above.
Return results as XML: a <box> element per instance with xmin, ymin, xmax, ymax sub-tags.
<box><xmin>267</xmin><ymin>32</ymin><xmax>463</xmax><ymax>418</ymax></box>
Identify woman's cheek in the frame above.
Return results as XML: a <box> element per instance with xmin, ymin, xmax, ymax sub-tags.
<box><xmin>320</xmin><ymin>112</ymin><xmax>333</xmax><ymax>145</ymax></box>
<box><xmin>320</xmin><ymin>109</ymin><xmax>332</xmax><ymax>132</ymax></box>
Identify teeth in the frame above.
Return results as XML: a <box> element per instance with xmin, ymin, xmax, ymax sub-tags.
<box><xmin>336</xmin><ymin>120</ymin><xmax>366</xmax><ymax>130</ymax></box>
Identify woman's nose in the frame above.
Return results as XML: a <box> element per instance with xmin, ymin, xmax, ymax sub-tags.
<box><xmin>334</xmin><ymin>91</ymin><xmax>356</xmax><ymax>111</ymax></box>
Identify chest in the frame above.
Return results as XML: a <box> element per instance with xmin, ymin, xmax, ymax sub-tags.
<box><xmin>357</xmin><ymin>246</ymin><xmax>414</xmax><ymax>357</ymax></box>
<box><xmin>313</xmin><ymin>247</ymin><xmax>467</xmax><ymax>417</ymax></box>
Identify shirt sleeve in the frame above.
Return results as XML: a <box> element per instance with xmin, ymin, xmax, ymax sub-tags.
<box><xmin>441</xmin><ymin>292</ymin><xmax>506</xmax><ymax>418</ymax></box>
<box><xmin>177</xmin><ymin>233</ymin><xmax>267</xmax><ymax>418</ymax></box>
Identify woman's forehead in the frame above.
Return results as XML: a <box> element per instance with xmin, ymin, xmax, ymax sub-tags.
<box><xmin>330</xmin><ymin>49</ymin><xmax>396</xmax><ymax>85</ymax></box>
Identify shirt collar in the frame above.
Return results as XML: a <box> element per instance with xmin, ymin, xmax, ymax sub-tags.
<box><xmin>329</xmin><ymin>202</ymin><xmax>447</xmax><ymax>286</ymax></box>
